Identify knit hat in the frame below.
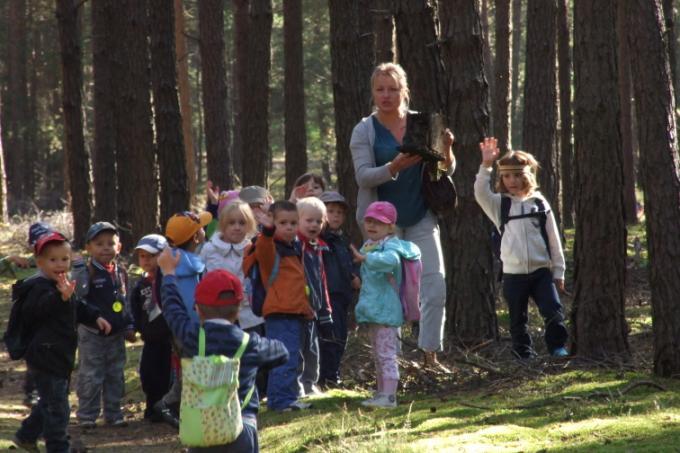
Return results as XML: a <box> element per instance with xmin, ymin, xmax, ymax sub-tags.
<box><xmin>364</xmin><ymin>201</ymin><xmax>397</xmax><ymax>225</ymax></box>
<box><xmin>35</xmin><ymin>232</ymin><xmax>68</xmax><ymax>256</ymax></box>
<box><xmin>134</xmin><ymin>234</ymin><xmax>168</xmax><ymax>254</ymax></box>
<box><xmin>85</xmin><ymin>222</ymin><xmax>118</xmax><ymax>242</ymax></box>
<box><xmin>239</xmin><ymin>186</ymin><xmax>270</xmax><ymax>205</ymax></box>
<box><xmin>165</xmin><ymin>211</ymin><xmax>212</xmax><ymax>246</ymax></box>
<box><xmin>28</xmin><ymin>222</ymin><xmax>54</xmax><ymax>246</ymax></box>
<box><xmin>194</xmin><ymin>270</ymin><xmax>243</xmax><ymax>306</ymax></box>
<box><xmin>319</xmin><ymin>191</ymin><xmax>349</xmax><ymax>209</ymax></box>
<box><xmin>218</xmin><ymin>190</ymin><xmax>241</xmax><ymax>215</ymax></box>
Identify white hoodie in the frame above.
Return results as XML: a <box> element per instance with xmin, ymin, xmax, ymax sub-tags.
<box><xmin>474</xmin><ymin>165</ymin><xmax>565</xmax><ymax>280</ymax></box>
<box><xmin>199</xmin><ymin>233</ymin><xmax>264</xmax><ymax>329</ymax></box>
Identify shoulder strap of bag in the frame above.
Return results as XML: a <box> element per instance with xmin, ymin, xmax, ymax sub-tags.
<box><xmin>499</xmin><ymin>196</ymin><xmax>512</xmax><ymax>235</ymax></box>
<box><xmin>198</xmin><ymin>327</ymin><xmax>206</xmax><ymax>357</ymax></box>
<box><xmin>233</xmin><ymin>332</ymin><xmax>250</xmax><ymax>360</ymax></box>
<box><xmin>534</xmin><ymin>199</ymin><xmax>552</xmax><ymax>258</ymax></box>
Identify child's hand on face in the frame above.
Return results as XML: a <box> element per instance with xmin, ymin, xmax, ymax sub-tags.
<box><xmin>56</xmin><ymin>274</ymin><xmax>76</xmax><ymax>302</ymax></box>
<box><xmin>479</xmin><ymin>136</ymin><xmax>500</xmax><ymax>168</ymax></box>
<box><xmin>206</xmin><ymin>180</ymin><xmax>220</xmax><ymax>204</ymax></box>
<box><xmin>96</xmin><ymin>317</ymin><xmax>112</xmax><ymax>335</ymax></box>
<box><xmin>350</xmin><ymin>244</ymin><xmax>365</xmax><ymax>263</ymax></box>
<box><xmin>253</xmin><ymin>208</ymin><xmax>274</xmax><ymax>228</ymax></box>
<box><xmin>157</xmin><ymin>247</ymin><xmax>181</xmax><ymax>276</ymax></box>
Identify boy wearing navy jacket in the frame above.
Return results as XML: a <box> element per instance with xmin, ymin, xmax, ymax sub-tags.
<box><xmin>157</xmin><ymin>247</ymin><xmax>289</xmax><ymax>453</ymax></box>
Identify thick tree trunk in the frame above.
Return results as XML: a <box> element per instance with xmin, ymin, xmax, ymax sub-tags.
<box><xmin>24</xmin><ymin>3</ymin><xmax>37</xmax><ymax>202</ymax></box>
<box><xmin>241</xmin><ymin>0</ymin><xmax>273</xmax><ymax>187</ymax></box>
<box><xmin>493</xmin><ymin>0</ymin><xmax>512</xmax><ymax>153</ymax></box>
<box><xmin>481</xmin><ymin>0</ymin><xmax>494</xmax><ymax>132</ymax></box>
<box><xmin>111</xmin><ymin>0</ymin><xmax>159</xmax><ymax>249</ymax></box>
<box><xmin>572</xmin><ymin>0</ymin><xmax>629</xmax><ymax>360</ymax></box>
<box><xmin>374</xmin><ymin>0</ymin><xmax>394</xmax><ymax>64</ymax></box>
<box><xmin>627</xmin><ymin>0</ymin><xmax>680</xmax><ymax>377</ymax></box>
<box><xmin>232</xmin><ymin>0</ymin><xmax>249</xmax><ymax>181</ymax></box>
<box><xmin>328</xmin><ymin>0</ymin><xmax>373</xmax><ymax>242</ymax></box>
<box><xmin>510</xmin><ymin>0</ymin><xmax>523</xmax><ymax>149</ymax></box>
<box><xmin>199</xmin><ymin>0</ymin><xmax>233</xmax><ymax>190</ymax></box>
<box><xmin>440</xmin><ymin>0</ymin><xmax>498</xmax><ymax>344</ymax></box>
<box><xmin>56</xmin><ymin>0</ymin><xmax>93</xmax><ymax>249</ymax></box>
<box><xmin>174</xmin><ymin>0</ymin><xmax>196</xmax><ymax>199</ymax></box>
<box><xmin>558</xmin><ymin>0</ymin><xmax>573</xmax><ymax>227</ymax></box>
<box><xmin>393</xmin><ymin>0</ymin><xmax>446</xmax><ymax>113</ymax></box>
<box><xmin>663</xmin><ymin>0</ymin><xmax>678</xmax><ymax>106</ymax></box>
<box><xmin>91</xmin><ymin>0</ymin><xmax>117</xmax><ymax>222</ymax></box>
<box><xmin>617</xmin><ymin>1</ymin><xmax>639</xmax><ymax>225</ymax></box>
<box><xmin>150</xmin><ymin>0</ymin><xmax>190</xmax><ymax>226</ymax></box>
<box><xmin>0</xmin><ymin>93</ymin><xmax>8</xmax><ymax>223</ymax></box>
<box><xmin>283</xmin><ymin>0</ymin><xmax>308</xmax><ymax>196</ymax></box>
<box><xmin>523</xmin><ymin>0</ymin><xmax>560</xmax><ymax>222</ymax></box>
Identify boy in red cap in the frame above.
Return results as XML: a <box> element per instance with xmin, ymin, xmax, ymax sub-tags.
<box><xmin>157</xmin><ymin>248</ymin><xmax>288</xmax><ymax>453</ymax></box>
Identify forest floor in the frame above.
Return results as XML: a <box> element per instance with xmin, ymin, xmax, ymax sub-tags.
<box><xmin>0</xmin><ymin>215</ymin><xmax>678</xmax><ymax>452</ymax></box>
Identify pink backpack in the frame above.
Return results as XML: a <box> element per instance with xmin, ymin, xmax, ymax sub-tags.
<box><xmin>390</xmin><ymin>256</ymin><xmax>423</xmax><ymax>322</ymax></box>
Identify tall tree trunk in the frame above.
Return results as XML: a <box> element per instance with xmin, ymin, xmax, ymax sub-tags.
<box><xmin>91</xmin><ymin>0</ymin><xmax>117</xmax><ymax>222</ymax></box>
<box><xmin>232</xmin><ymin>0</ymin><xmax>249</xmax><ymax>181</ymax></box>
<box><xmin>440</xmin><ymin>0</ymin><xmax>498</xmax><ymax>344</ymax></box>
<box><xmin>663</xmin><ymin>0</ymin><xmax>678</xmax><ymax>107</ymax></box>
<box><xmin>618</xmin><ymin>0</ymin><xmax>639</xmax><ymax>225</ymax></box>
<box><xmin>6</xmin><ymin>0</ymin><xmax>28</xmax><ymax>212</ymax></box>
<box><xmin>510</xmin><ymin>0</ymin><xmax>523</xmax><ymax>149</ymax></box>
<box><xmin>56</xmin><ymin>0</ymin><xmax>93</xmax><ymax>249</ymax></box>
<box><xmin>558</xmin><ymin>0</ymin><xmax>574</xmax><ymax>227</ymax></box>
<box><xmin>199</xmin><ymin>0</ymin><xmax>233</xmax><ymax>190</ymax></box>
<box><xmin>241</xmin><ymin>0</ymin><xmax>273</xmax><ymax>187</ymax></box>
<box><xmin>112</xmin><ymin>0</ymin><xmax>158</xmax><ymax>249</ymax></box>
<box><xmin>374</xmin><ymin>0</ymin><xmax>394</xmax><ymax>64</ymax></box>
<box><xmin>393</xmin><ymin>0</ymin><xmax>446</xmax><ymax>113</ymax></box>
<box><xmin>493</xmin><ymin>0</ymin><xmax>512</xmax><ymax>153</ymax></box>
<box><xmin>627</xmin><ymin>0</ymin><xmax>680</xmax><ymax>377</ymax></box>
<box><xmin>328</xmin><ymin>0</ymin><xmax>373</xmax><ymax>242</ymax></box>
<box><xmin>481</xmin><ymin>0</ymin><xmax>494</xmax><ymax>133</ymax></box>
<box><xmin>283</xmin><ymin>0</ymin><xmax>308</xmax><ymax>196</ymax></box>
<box><xmin>0</xmin><ymin>92</ymin><xmax>8</xmax><ymax>223</ymax></box>
<box><xmin>572</xmin><ymin>0</ymin><xmax>629</xmax><ymax>360</ymax></box>
<box><xmin>24</xmin><ymin>3</ymin><xmax>37</xmax><ymax>202</ymax></box>
<box><xmin>175</xmin><ymin>0</ymin><xmax>196</xmax><ymax>199</ymax></box>
<box><xmin>523</xmin><ymin>0</ymin><xmax>560</xmax><ymax>223</ymax></box>
<box><xmin>150</xmin><ymin>0</ymin><xmax>190</xmax><ymax>225</ymax></box>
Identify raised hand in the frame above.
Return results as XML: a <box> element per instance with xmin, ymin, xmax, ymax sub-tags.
<box><xmin>442</xmin><ymin>128</ymin><xmax>456</xmax><ymax>169</ymax></box>
<box><xmin>206</xmin><ymin>180</ymin><xmax>220</xmax><ymax>204</ymax></box>
<box><xmin>253</xmin><ymin>208</ymin><xmax>274</xmax><ymax>228</ymax></box>
<box><xmin>56</xmin><ymin>274</ymin><xmax>76</xmax><ymax>302</ymax></box>
<box><xmin>479</xmin><ymin>137</ymin><xmax>500</xmax><ymax>168</ymax></box>
<box><xmin>157</xmin><ymin>247</ymin><xmax>181</xmax><ymax>276</ymax></box>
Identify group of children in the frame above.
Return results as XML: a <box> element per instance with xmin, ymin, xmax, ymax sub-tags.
<box><xmin>9</xmin><ymin>139</ymin><xmax>570</xmax><ymax>451</ymax></box>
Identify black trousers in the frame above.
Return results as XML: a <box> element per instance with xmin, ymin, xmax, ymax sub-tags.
<box><xmin>319</xmin><ymin>294</ymin><xmax>350</xmax><ymax>385</ymax></box>
<box><xmin>140</xmin><ymin>340</ymin><xmax>172</xmax><ymax>417</ymax></box>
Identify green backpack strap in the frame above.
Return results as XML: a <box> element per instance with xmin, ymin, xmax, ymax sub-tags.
<box><xmin>233</xmin><ymin>332</ymin><xmax>255</xmax><ymax>408</ymax></box>
<box><xmin>198</xmin><ymin>327</ymin><xmax>206</xmax><ymax>357</ymax></box>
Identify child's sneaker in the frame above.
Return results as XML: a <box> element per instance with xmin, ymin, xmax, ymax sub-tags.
<box><xmin>106</xmin><ymin>418</ymin><xmax>128</xmax><ymax>428</ymax></box>
<box><xmin>551</xmin><ymin>347</ymin><xmax>569</xmax><ymax>358</ymax></box>
<box><xmin>281</xmin><ymin>400</ymin><xmax>312</xmax><ymax>412</ymax></box>
<box><xmin>12</xmin><ymin>434</ymin><xmax>39</xmax><ymax>452</ymax></box>
<box><xmin>361</xmin><ymin>393</ymin><xmax>397</xmax><ymax>408</ymax></box>
<box><xmin>78</xmin><ymin>419</ymin><xmax>96</xmax><ymax>429</ymax></box>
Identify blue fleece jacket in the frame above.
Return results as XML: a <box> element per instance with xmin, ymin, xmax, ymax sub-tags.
<box><xmin>173</xmin><ymin>248</ymin><xmax>205</xmax><ymax>323</ymax></box>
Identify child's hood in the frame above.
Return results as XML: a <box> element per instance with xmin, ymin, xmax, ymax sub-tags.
<box><xmin>175</xmin><ymin>248</ymin><xmax>205</xmax><ymax>276</ymax></box>
<box><xmin>383</xmin><ymin>236</ymin><xmax>421</xmax><ymax>261</ymax></box>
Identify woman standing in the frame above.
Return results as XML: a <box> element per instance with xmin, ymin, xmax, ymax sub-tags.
<box><xmin>350</xmin><ymin>62</ymin><xmax>455</xmax><ymax>366</ymax></box>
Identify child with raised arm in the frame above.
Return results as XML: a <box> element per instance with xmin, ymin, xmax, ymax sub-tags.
<box><xmin>475</xmin><ymin>137</ymin><xmax>568</xmax><ymax>359</ymax></box>
<box><xmin>353</xmin><ymin>201</ymin><xmax>420</xmax><ymax>409</ymax></box>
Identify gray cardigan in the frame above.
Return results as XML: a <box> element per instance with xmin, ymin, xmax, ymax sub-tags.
<box><xmin>350</xmin><ymin>112</ymin><xmax>455</xmax><ymax>223</ymax></box>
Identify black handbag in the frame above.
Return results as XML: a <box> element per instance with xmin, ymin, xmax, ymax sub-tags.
<box><xmin>422</xmin><ymin>160</ymin><xmax>458</xmax><ymax>216</ymax></box>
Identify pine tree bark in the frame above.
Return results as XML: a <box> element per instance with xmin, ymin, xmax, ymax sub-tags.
<box><xmin>523</xmin><ymin>0</ymin><xmax>559</xmax><ymax>222</ymax></box>
<box><xmin>510</xmin><ymin>0</ymin><xmax>523</xmax><ymax>149</ymax></box>
<box><xmin>558</xmin><ymin>0</ymin><xmax>573</xmax><ymax>227</ymax></box>
<box><xmin>374</xmin><ymin>0</ymin><xmax>394</xmax><ymax>64</ymax></box>
<box><xmin>571</xmin><ymin>0</ymin><xmax>629</xmax><ymax>360</ymax></box>
<box><xmin>0</xmin><ymin>93</ymin><xmax>8</xmax><ymax>223</ymax></box>
<box><xmin>283</xmin><ymin>0</ymin><xmax>308</xmax><ymax>196</ymax></box>
<box><xmin>232</xmin><ymin>0</ymin><xmax>250</xmax><ymax>181</ymax></box>
<box><xmin>241</xmin><ymin>0</ymin><xmax>273</xmax><ymax>187</ymax></box>
<box><xmin>199</xmin><ymin>0</ymin><xmax>233</xmax><ymax>190</ymax></box>
<box><xmin>150</xmin><ymin>0</ymin><xmax>189</xmax><ymax>226</ymax></box>
<box><xmin>111</xmin><ymin>0</ymin><xmax>159</xmax><ymax>249</ymax></box>
<box><xmin>56</xmin><ymin>0</ymin><xmax>93</xmax><ymax>249</ymax></box>
<box><xmin>91</xmin><ymin>0</ymin><xmax>117</xmax><ymax>222</ymax></box>
<box><xmin>617</xmin><ymin>0</ymin><xmax>639</xmax><ymax>225</ymax></box>
<box><xmin>481</xmin><ymin>0</ymin><xmax>494</xmax><ymax>132</ymax></box>
<box><xmin>440</xmin><ymin>0</ymin><xmax>498</xmax><ymax>344</ymax></box>
<box><xmin>493</xmin><ymin>0</ymin><xmax>512</xmax><ymax>153</ymax></box>
<box><xmin>24</xmin><ymin>3</ymin><xmax>37</xmax><ymax>202</ymax></box>
<box><xmin>328</xmin><ymin>0</ymin><xmax>374</xmax><ymax>241</ymax></box>
<box><xmin>663</xmin><ymin>0</ymin><xmax>678</xmax><ymax>106</ymax></box>
<box><xmin>627</xmin><ymin>0</ymin><xmax>680</xmax><ymax>377</ymax></box>
<box><xmin>174</xmin><ymin>0</ymin><xmax>196</xmax><ymax>199</ymax></box>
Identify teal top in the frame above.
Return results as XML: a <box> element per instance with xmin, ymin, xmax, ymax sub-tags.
<box><xmin>372</xmin><ymin>116</ymin><xmax>427</xmax><ymax>228</ymax></box>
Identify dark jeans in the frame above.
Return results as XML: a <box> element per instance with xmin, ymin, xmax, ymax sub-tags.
<box><xmin>16</xmin><ymin>369</ymin><xmax>71</xmax><ymax>453</ymax></box>
<box><xmin>140</xmin><ymin>340</ymin><xmax>172</xmax><ymax>417</ymax></box>
<box><xmin>188</xmin><ymin>420</ymin><xmax>259</xmax><ymax>453</ymax></box>
<box><xmin>243</xmin><ymin>324</ymin><xmax>268</xmax><ymax>399</ymax></box>
<box><xmin>503</xmin><ymin>267</ymin><xmax>568</xmax><ymax>357</ymax></box>
<box><xmin>319</xmin><ymin>295</ymin><xmax>350</xmax><ymax>385</ymax></box>
<box><xmin>266</xmin><ymin>317</ymin><xmax>303</xmax><ymax>410</ymax></box>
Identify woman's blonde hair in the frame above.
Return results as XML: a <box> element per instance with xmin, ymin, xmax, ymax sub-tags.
<box><xmin>495</xmin><ymin>150</ymin><xmax>540</xmax><ymax>194</ymax></box>
<box><xmin>370</xmin><ymin>62</ymin><xmax>410</xmax><ymax>116</ymax></box>
<box><xmin>218</xmin><ymin>201</ymin><xmax>257</xmax><ymax>238</ymax></box>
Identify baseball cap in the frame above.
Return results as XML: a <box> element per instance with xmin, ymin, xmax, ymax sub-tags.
<box><xmin>319</xmin><ymin>191</ymin><xmax>349</xmax><ymax>209</ymax></box>
<box><xmin>28</xmin><ymin>222</ymin><xmax>54</xmax><ymax>246</ymax></box>
<box><xmin>86</xmin><ymin>222</ymin><xmax>118</xmax><ymax>242</ymax></box>
<box><xmin>239</xmin><ymin>186</ymin><xmax>270</xmax><ymax>205</ymax></box>
<box><xmin>194</xmin><ymin>270</ymin><xmax>243</xmax><ymax>306</ymax></box>
<box><xmin>134</xmin><ymin>234</ymin><xmax>168</xmax><ymax>254</ymax></box>
<box><xmin>364</xmin><ymin>201</ymin><xmax>397</xmax><ymax>225</ymax></box>
<box><xmin>165</xmin><ymin>211</ymin><xmax>212</xmax><ymax>246</ymax></box>
<box><xmin>35</xmin><ymin>232</ymin><xmax>68</xmax><ymax>256</ymax></box>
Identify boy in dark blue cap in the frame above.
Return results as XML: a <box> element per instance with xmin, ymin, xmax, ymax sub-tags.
<box><xmin>73</xmin><ymin>221</ymin><xmax>136</xmax><ymax>428</ymax></box>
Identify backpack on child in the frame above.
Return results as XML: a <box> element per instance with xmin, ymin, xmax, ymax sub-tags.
<box><xmin>387</xmin><ymin>251</ymin><xmax>423</xmax><ymax>323</ymax></box>
<box><xmin>244</xmin><ymin>247</ymin><xmax>280</xmax><ymax>318</ymax></box>
<box><xmin>179</xmin><ymin>328</ymin><xmax>254</xmax><ymax>447</ymax></box>
<box><xmin>3</xmin><ymin>279</ymin><xmax>35</xmax><ymax>360</ymax></box>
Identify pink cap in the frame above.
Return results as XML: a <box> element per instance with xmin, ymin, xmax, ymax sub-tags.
<box><xmin>217</xmin><ymin>190</ymin><xmax>241</xmax><ymax>214</ymax></box>
<box><xmin>364</xmin><ymin>201</ymin><xmax>397</xmax><ymax>224</ymax></box>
